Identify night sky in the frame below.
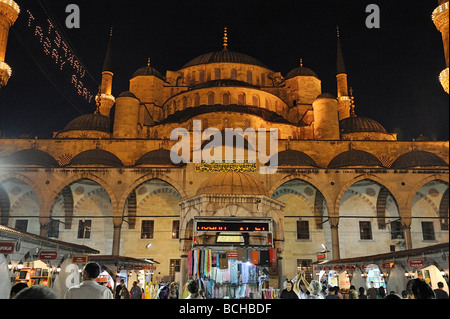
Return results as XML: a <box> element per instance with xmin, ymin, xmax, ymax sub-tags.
<box><xmin>0</xmin><ymin>0</ymin><xmax>448</xmax><ymax>141</ymax></box>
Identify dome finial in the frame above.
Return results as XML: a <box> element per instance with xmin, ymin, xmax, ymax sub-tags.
<box><xmin>336</xmin><ymin>26</ymin><xmax>340</xmax><ymax>39</ymax></box>
<box><xmin>300</xmin><ymin>58</ymin><xmax>303</xmax><ymax>67</ymax></box>
<box><xmin>147</xmin><ymin>57</ymin><xmax>151</xmax><ymax>67</ymax></box>
<box><xmin>223</xmin><ymin>26</ymin><xmax>228</xmax><ymax>50</ymax></box>
<box><xmin>109</xmin><ymin>26</ymin><xmax>113</xmax><ymax>37</ymax></box>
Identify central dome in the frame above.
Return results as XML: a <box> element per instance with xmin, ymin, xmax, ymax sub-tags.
<box><xmin>183</xmin><ymin>50</ymin><xmax>268</xmax><ymax>68</ymax></box>
<box><xmin>196</xmin><ymin>171</ymin><xmax>268</xmax><ymax>196</ymax></box>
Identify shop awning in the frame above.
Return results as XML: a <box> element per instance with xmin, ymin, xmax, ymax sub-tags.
<box><xmin>88</xmin><ymin>255</ymin><xmax>160</xmax><ymax>266</ymax></box>
<box><xmin>0</xmin><ymin>225</ymin><xmax>99</xmax><ymax>264</ymax></box>
<box><xmin>313</xmin><ymin>242</ymin><xmax>449</xmax><ymax>266</ymax></box>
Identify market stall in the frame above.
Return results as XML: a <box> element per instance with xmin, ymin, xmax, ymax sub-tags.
<box><xmin>0</xmin><ymin>224</ymin><xmax>99</xmax><ymax>299</ymax></box>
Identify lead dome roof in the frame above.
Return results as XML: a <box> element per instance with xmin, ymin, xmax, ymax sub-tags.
<box><xmin>183</xmin><ymin>50</ymin><xmax>268</xmax><ymax>69</ymax></box>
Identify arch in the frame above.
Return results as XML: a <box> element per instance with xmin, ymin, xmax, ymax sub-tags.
<box><xmin>50</xmin><ymin>173</ymin><xmax>118</xmax><ymax>215</ymax></box>
<box><xmin>269</xmin><ymin>175</ymin><xmax>330</xmax><ymax>210</ymax></box>
<box><xmin>0</xmin><ymin>184</ymin><xmax>10</xmax><ymax>225</ymax></box>
<box><xmin>0</xmin><ymin>173</ymin><xmax>46</xmax><ymax>217</ymax></box>
<box><xmin>405</xmin><ymin>175</ymin><xmax>449</xmax><ymax>220</ymax></box>
<box><xmin>334</xmin><ymin>174</ymin><xmax>395</xmax><ymax>217</ymax></box>
<box><xmin>118</xmin><ymin>174</ymin><xmax>187</xmax><ymax>218</ymax></box>
<box><xmin>439</xmin><ymin>188</ymin><xmax>449</xmax><ymax>230</ymax></box>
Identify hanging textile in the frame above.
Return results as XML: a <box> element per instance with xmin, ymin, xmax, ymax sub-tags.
<box><xmin>230</xmin><ymin>259</ymin><xmax>239</xmax><ymax>285</ymax></box>
<box><xmin>241</xmin><ymin>262</ymin><xmax>249</xmax><ymax>284</ymax></box>
<box><xmin>269</xmin><ymin>248</ymin><xmax>277</xmax><ymax>263</ymax></box>
<box><xmin>219</xmin><ymin>253</ymin><xmax>228</xmax><ymax>269</ymax></box>
<box><xmin>251</xmin><ymin>250</ymin><xmax>259</xmax><ymax>265</ymax></box>
<box><xmin>237</xmin><ymin>248</ymin><xmax>245</xmax><ymax>261</ymax></box>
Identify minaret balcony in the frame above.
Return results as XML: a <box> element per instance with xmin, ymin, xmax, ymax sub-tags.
<box><xmin>0</xmin><ymin>60</ymin><xmax>11</xmax><ymax>87</ymax></box>
<box><xmin>439</xmin><ymin>67</ymin><xmax>449</xmax><ymax>94</ymax></box>
<box><xmin>432</xmin><ymin>1</ymin><xmax>449</xmax><ymax>31</ymax></box>
<box><xmin>0</xmin><ymin>0</ymin><xmax>20</xmax><ymax>26</ymax></box>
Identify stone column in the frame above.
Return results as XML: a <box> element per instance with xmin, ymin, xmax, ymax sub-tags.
<box><xmin>329</xmin><ymin>217</ymin><xmax>340</xmax><ymax>260</ymax></box>
<box><xmin>180</xmin><ymin>254</ymin><xmax>188</xmax><ymax>295</ymax></box>
<box><xmin>401</xmin><ymin>218</ymin><xmax>413</xmax><ymax>250</ymax></box>
<box><xmin>112</xmin><ymin>224</ymin><xmax>121</xmax><ymax>255</ymax></box>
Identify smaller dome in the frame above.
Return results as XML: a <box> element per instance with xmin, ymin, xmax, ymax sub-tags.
<box><xmin>131</xmin><ymin>65</ymin><xmax>164</xmax><ymax>81</ymax></box>
<box><xmin>340</xmin><ymin>116</ymin><xmax>388</xmax><ymax>134</ymax></box>
<box><xmin>0</xmin><ymin>149</ymin><xmax>59</xmax><ymax>168</ymax></box>
<box><xmin>391</xmin><ymin>151</ymin><xmax>448</xmax><ymax>169</ymax></box>
<box><xmin>316</xmin><ymin>93</ymin><xmax>336</xmax><ymax>100</ymax></box>
<box><xmin>196</xmin><ymin>172</ymin><xmax>268</xmax><ymax>196</ymax></box>
<box><xmin>266</xmin><ymin>150</ymin><xmax>318</xmax><ymax>167</ymax></box>
<box><xmin>135</xmin><ymin>148</ymin><xmax>186</xmax><ymax>166</ymax></box>
<box><xmin>118</xmin><ymin>91</ymin><xmax>139</xmax><ymax>99</ymax></box>
<box><xmin>286</xmin><ymin>66</ymin><xmax>319</xmax><ymax>80</ymax></box>
<box><xmin>328</xmin><ymin>150</ymin><xmax>384</xmax><ymax>168</ymax></box>
<box><xmin>62</xmin><ymin>114</ymin><xmax>111</xmax><ymax>133</ymax></box>
<box><xmin>69</xmin><ymin>149</ymin><xmax>123</xmax><ymax>167</ymax></box>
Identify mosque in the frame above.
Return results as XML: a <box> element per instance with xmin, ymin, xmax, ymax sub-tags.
<box><xmin>0</xmin><ymin>0</ymin><xmax>448</xmax><ymax>293</ymax></box>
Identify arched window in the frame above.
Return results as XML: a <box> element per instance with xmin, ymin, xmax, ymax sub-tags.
<box><xmin>247</xmin><ymin>70</ymin><xmax>252</xmax><ymax>84</ymax></box>
<box><xmin>252</xmin><ymin>95</ymin><xmax>259</xmax><ymax>107</ymax></box>
<box><xmin>265</xmin><ymin>98</ymin><xmax>270</xmax><ymax>110</ymax></box>
<box><xmin>223</xmin><ymin>93</ymin><xmax>231</xmax><ymax>106</ymax></box>
<box><xmin>214</xmin><ymin>68</ymin><xmax>221</xmax><ymax>80</ymax></box>
<box><xmin>182</xmin><ymin>96</ymin><xmax>188</xmax><ymax>109</ymax></box>
<box><xmin>199</xmin><ymin>70</ymin><xmax>205</xmax><ymax>83</ymax></box>
<box><xmin>194</xmin><ymin>94</ymin><xmax>200</xmax><ymax>107</ymax></box>
<box><xmin>231</xmin><ymin>69</ymin><xmax>237</xmax><ymax>80</ymax></box>
<box><xmin>261</xmin><ymin>73</ymin><xmax>266</xmax><ymax>86</ymax></box>
<box><xmin>237</xmin><ymin>93</ymin><xmax>245</xmax><ymax>106</ymax></box>
<box><xmin>208</xmin><ymin>92</ymin><xmax>215</xmax><ymax>105</ymax></box>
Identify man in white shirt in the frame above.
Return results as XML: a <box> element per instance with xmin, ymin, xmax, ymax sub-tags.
<box><xmin>64</xmin><ymin>262</ymin><xmax>113</xmax><ymax>299</ymax></box>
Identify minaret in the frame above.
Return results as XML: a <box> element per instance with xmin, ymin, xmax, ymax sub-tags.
<box><xmin>95</xmin><ymin>28</ymin><xmax>115</xmax><ymax>117</ymax></box>
<box><xmin>0</xmin><ymin>0</ymin><xmax>20</xmax><ymax>88</ymax></box>
<box><xmin>432</xmin><ymin>0</ymin><xmax>449</xmax><ymax>94</ymax></box>
<box><xmin>336</xmin><ymin>27</ymin><xmax>351</xmax><ymax>120</ymax></box>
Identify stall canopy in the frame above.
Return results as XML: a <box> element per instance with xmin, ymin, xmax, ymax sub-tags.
<box><xmin>313</xmin><ymin>242</ymin><xmax>449</xmax><ymax>267</ymax></box>
<box><xmin>0</xmin><ymin>224</ymin><xmax>99</xmax><ymax>265</ymax></box>
<box><xmin>87</xmin><ymin>255</ymin><xmax>160</xmax><ymax>278</ymax></box>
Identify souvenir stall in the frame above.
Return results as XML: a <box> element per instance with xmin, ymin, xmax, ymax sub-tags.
<box><xmin>184</xmin><ymin>218</ymin><xmax>280</xmax><ymax>299</ymax></box>
<box><xmin>0</xmin><ymin>224</ymin><xmax>99</xmax><ymax>299</ymax></box>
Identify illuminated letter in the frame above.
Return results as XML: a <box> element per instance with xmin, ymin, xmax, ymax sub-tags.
<box><xmin>65</xmin><ymin>4</ymin><xmax>80</xmax><ymax>29</ymax></box>
<box><xmin>366</xmin><ymin>4</ymin><xmax>380</xmax><ymax>29</ymax></box>
<box><xmin>170</xmin><ymin>127</ymin><xmax>191</xmax><ymax>164</ymax></box>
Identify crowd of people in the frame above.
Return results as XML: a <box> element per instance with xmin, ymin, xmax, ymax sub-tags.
<box><xmin>7</xmin><ymin>262</ymin><xmax>449</xmax><ymax>300</ymax></box>
<box><xmin>279</xmin><ymin>271</ymin><xmax>449</xmax><ymax>300</ymax></box>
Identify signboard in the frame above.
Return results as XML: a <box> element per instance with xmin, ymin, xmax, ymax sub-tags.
<box><xmin>345</xmin><ymin>265</ymin><xmax>356</xmax><ymax>271</ymax></box>
<box><xmin>39</xmin><ymin>251</ymin><xmax>58</xmax><ymax>260</ymax></box>
<box><xmin>409</xmin><ymin>259</ymin><xmax>425</xmax><ymax>268</ymax></box>
<box><xmin>317</xmin><ymin>253</ymin><xmax>327</xmax><ymax>261</ymax></box>
<box><xmin>195</xmin><ymin>221</ymin><xmax>270</xmax><ymax>233</ymax></box>
<box><xmin>381</xmin><ymin>262</ymin><xmax>395</xmax><ymax>269</ymax></box>
<box><xmin>0</xmin><ymin>242</ymin><xmax>14</xmax><ymax>254</ymax></box>
<box><xmin>333</xmin><ymin>265</ymin><xmax>344</xmax><ymax>271</ymax></box>
<box><xmin>72</xmin><ymin>256</ymin><xmax>88</xmax><ymax>264</ymax></box>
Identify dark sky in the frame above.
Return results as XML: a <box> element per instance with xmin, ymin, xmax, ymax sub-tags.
<box><xmin>0</xmin><ymin>0</ymin><xmax>448</xmax><ymax>141</ymax></box>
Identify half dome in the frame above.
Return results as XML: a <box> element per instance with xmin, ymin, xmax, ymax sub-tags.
<box><xmin>135</xmin><ymin>148</ymin><xmax>186</xmax><ymax>166</ymax></box>
<box><xmin>69</xmin><ymin>149</ymin><xmax>123</xmax><ymax>167</ymax></box>
<box><xmin>183</xmin><ymin>50</ymin><xmax>267</xmax><ymax>68</ymax></box>
<box><xmin>328</xmin><ymin>150</ymin><xmax>384</xmax><ymax>168</ymax></box>
<box><xmin>266</xmin><ymin>150</ymin><xmax>318</xmax><ymax>167</ymax></box>
<box><xmin>131</xmin><ymin>65</ymin><xmax>164</xmax><ymax>81</ymax></box>
<box><xmin>196</xmin><ymin>171</ymin><xmax>268</xmax><ymax>196</ymax></box>
<box><xmin>0</xmin><ymin>149</ymin><xmax>59</xmax><ymax>168</ymax></box>
<box><xmin>390</xmin><ymin>151</ymin><xmax>448</xmax><ymax>169</ymax></box>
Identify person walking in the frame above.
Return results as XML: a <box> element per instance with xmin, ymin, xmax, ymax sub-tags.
<box><xmin>358</xmin><ymin>286</ymin><xmax>367</xmax><ymax>299</ymax></box>
<box><xmin>185</xmin><ymin>280</ymin><xmax>204</xmax><ymax>299</ymax></box>
<box><xmin>120</xmin><ymin>283</ymin><xmax>130</xmax><ymax>299</ymax></box>
<box><xmin>325</xmin><ymin>286</ymin><xmax>340</xmax><ymax>299</ymax></box>
<box><xmin>64</xmin><ymin>262</ymin><xmax>113</xmax><ymax>299</ymax></box>
<box><xmin>367</xmin><ymin>281</ymin><xmax>378</xmax><ymax>299</ymax></box>
<box><xmin>280</xmin><ymin>280</ymin><xmax>298</xmax><ymax>299</ymax></box>
<box><xmin>433</xmin><ymin>282</ymin><xmax>449</xmax><ymax>299</ymax></box>
<box><xmin>377</xmin><ymin>286</ymin><xmax>386</xmax><ymax>299</ymax></box>
<box><xmin>130</xmin><ymin>281</ymin><xmax>142</xmax><ymax>299</ymax></box>
<box><xmin>114</xmin><ymin>279</ymin><xmax>125</xmax><ymax>299</ymax></box>
<box><xmin>406</xmin><ymin>278</ymin><xmax>435</xmax><ymax>299</ymax></box>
